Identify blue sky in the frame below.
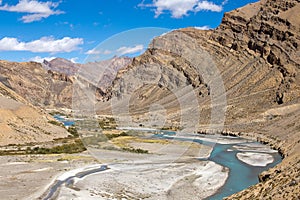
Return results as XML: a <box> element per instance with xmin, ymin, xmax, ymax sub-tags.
<box><xmin>0</xmin><ymin>0</ymin><xmax>258</xmax><ymax>63</ymax></box>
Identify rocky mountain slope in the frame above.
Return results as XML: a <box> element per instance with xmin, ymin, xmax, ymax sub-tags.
<box><xmin>0</xmin><ymin>60</ymin><xmax>73</xmax><ymax>108</ymax></box>
<box><xmin>0</xmin><ymin>56</ymin><xmax>131</xmax><ymax>108</ymax></box>
<box><xmin>0</xmin><ymin>81</ymin><xmax>69</xmax><ymax>146</ymax></box>
<box><xmin>95</xmin><ymin>0</ymin><xmax>300</xmax><ymax>199</ymax></box>
<box><xmin>43</xmin><ymin>57</ymin><xmax>81</xmax><ymax>76</ymax></box>
<box><xmin>0</xmin><ymin>56</ymin><xmax>132</xmax><ymax>145</ymax></box>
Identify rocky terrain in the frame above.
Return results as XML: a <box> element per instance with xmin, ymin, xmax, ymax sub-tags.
<box><xmin>94</xmin><ymin>0</ymin><xmax>300</xmax><ymax>199</ymax></box>
<box><xmin>0</xmin><ymin>60</ymin><xmax>73</xmax><ymax>108</ymax></box>
<box><xmin>43</xmin><ymin>57</ymin><xmax>81</xmax><ymax>76</ymax></box>
<box><xmin>0</xmin><ymin>56</ymin><xmax>132</xmax><ymax>146</ymax></box>
<box><xmin>0</xmin><ymin>56</ymin><xmax>131</xmax><ymax>109</ymax></box>
<box><xmin>0</xmin><ymin>81</ymin><xmax>69</xmax><ymax>145</ymax></box>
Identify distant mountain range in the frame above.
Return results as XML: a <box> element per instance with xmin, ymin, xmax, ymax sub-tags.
<box><xmin>0</xmin><ymin>56</ymin><xmax>131</xmax><ymax>145</ymax></box>
<box><xmin>0</xmin><ymin>56</ymin><xmax>132</xmax><ymax>108</ymax></box>
<box><xmin>43</xmin><ymin>57</ymin><xmax>81</xmax><ymax>76</ymax></box>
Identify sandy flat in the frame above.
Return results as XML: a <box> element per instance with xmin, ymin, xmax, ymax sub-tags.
<box><xmin>129</xmin><ymin>140</ymin><xmax>212</xmax><ymax>159</ymax></box>
<box><xmin>88</xmin><ymin>136</ymin><xmax>213</xmax><ymax>164</ymax></box>
<box><xmin>57</xmin><ymin>161</ymin><xmax>229</xmax><ymax>200</ymax></box>
<box><xmin>236</xmin><ymin>152</ymin><xmax>274</xmax><ymax>167</ymax></box>
<box><xmin>165</xmin><ymin>134</ymin><xmax>250</xmax><ymax>144</ymax></box>
<box><xmin>0</xmin><ymin>153</ymin><xmax>96</xmax><ymax>200</ymax></box>
<box><xmin>232</xmin><ymin>143</ymin><xmax>278</xmax><ymax>153</ymax></box>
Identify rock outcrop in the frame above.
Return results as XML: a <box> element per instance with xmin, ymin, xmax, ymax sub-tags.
<box><xmin>0</xmin><ymin>60</ymin><xmax>73</xmax><ymax>108</ymax></box>
<box><xmin>43</xmin><ymin>57</ymin><xmax>81</xmax><ymax>76</ymax></box>
<box><xmin>96</xmin><ymin>0</ymin><xmax>300</xmax><ymax>199</ymax></box>
<box><xmin>0</xmin><ymin>56</ymin><xmax>132</xmax><ymax>108</ymax></box>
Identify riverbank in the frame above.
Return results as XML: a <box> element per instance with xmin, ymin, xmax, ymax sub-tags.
<box><xmin>196</xmin><ymin>129</ymin><xmax>299</xmax><ymax>200</ymax></box>
<box><xmin>0</xmin><ymin>129</ymin><xmax>285</xmax><ymax>200</ymax></box>
<box><xmin>0</xmin><ymin>153</ymin><xmax>97</xmax><ymax>200</ymax></box>
<box><xmin>49</xmin><ymin>161</ymin><xmax>228</xmax><ymax>200</ymax></box>
<box><xmin>38</xmin><ymin>132</ymin><xmax>281</xmax><ymax>200</ymax></box>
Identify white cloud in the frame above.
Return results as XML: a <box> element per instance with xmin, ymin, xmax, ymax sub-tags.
<box><xmin>195</xmin><ymin>1</ymin><xmax>222</xmax><ymax>12</ymax></box>
<box><xmin>116</xmin><ymin>45</ymin><xmax>144</xmax><ymax>55</ymax></box>
<box><xmin>0</xmin><ymin>0</ymin><xmax>63</xmax><ymax>23</ymax></box>
<box><xmin>85</xmin><ymin>48</ymin><xmax>101</xmax><ymax>55</ymax></box>
<box><xmin>30</xmin><ymin>56</ymin><xmax>56</xmax><ymax>63</ymax></box>
<box><xmin>70</xmin><ymin>57</ymin><xmax>79</xmax><ymax>63</ymax></box>
<box><xmin>139</xmin><ymin>0</ymin><xmax>222</xmax><ymax>18</ymax></box>
<box><xmin>0</xmin><ymin>36</ymin><xmax>83</xmax><ymax>53</ymax></box>
<box><xmin>30</xmin><ymin>56</ymin><xmax>79</xmax><ymax>63</ymax></box>
<box><xmin>194</xmin><ymin>25</ymin><xmax>211</xmax><ymax>30</ymax></box>
<box><xmin>85</xmin><ymin>48</ymin><xmax>112</xmax><ymax>55</ymax></box>
<box><xmin>86</xmin><ymin>45</ymin><xmax>144</xmax><ymax>57</ymax></box>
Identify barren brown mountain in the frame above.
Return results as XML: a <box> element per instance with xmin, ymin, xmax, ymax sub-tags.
<box><xmin>0</xmin><ymin>60</ymin><xmax>73</xmax><ymax>108</ymax></box>
<box><xmin>96</xmin><ymin>0</ymin><xmax>300</xmax><ymax>199</ymax></box>
<box><xmin>43</xmin><ymin>57</ymin><xmax>81</xmax><ymax>76</ymax></box>
<box><xmin>0</xmin><ymin>56</ymin><xmax>131</xmax><ymax>108</ymax></box>
<box><xmin>0</xmin><ymin>81</ymin><xmax>69</xmax><ymax>146</ymax></box>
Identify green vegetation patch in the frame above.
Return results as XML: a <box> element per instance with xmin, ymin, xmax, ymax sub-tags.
<box><xmin>81</xmin><ymin>132</ymin><xmax>132</xmax><ymax>146</ymax></box>
<box><xmin>26</xmin><ymin>139</ymin><xmax>86</xmax><ymax>154</ymax></box>
<box><xmin>48</xmin><ymin>111</ymin><xmax>67</xmax><ymax>116</ymax></box>
<box><xmin>122</xmin><ymin>147</ymin><xmax>148</xmax><ymax>154</ymax></box>
<box><xmin>67</xmin><ymin>126</ymin><xmax>79</xmax><ymax>137</ymax></box>
<box><xmin>98</xmin><ymin>117</ymin><xmax>117</xmax><ymax>129</ymax></box>
<box><xmin>82</xmin><ymin>135</ymin><xmax>108</xmax><ymax>146</ymax></box>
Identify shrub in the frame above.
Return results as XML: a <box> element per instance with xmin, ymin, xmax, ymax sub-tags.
<box><xmin>27</xmin><ymin>139</ymin><xmax>86</xmax><ymax>154</ymax></box>
<box><xmin>67</xmin><ymin>126</ymin><xmax>79</xmax><ymax>137</ymax></box>
<box><xmin>122</xmin><ymin>147</ymin><xmax>148</xmax><ymax>154</ymax></box>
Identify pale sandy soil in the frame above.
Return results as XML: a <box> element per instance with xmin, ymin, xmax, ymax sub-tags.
<box><xmin>164</xmin><ymin>133</ymin><xmax>251</xmax><ymax>144</ymax></box>
<box><xmin>0</xmin><ymin>153</ymin><xmax>96</xmax><ymax>200</ymax></box>
<box><xmin>0</xmin><ymin>96</ymin><xmax>70</xmax><ymax>146</ymax></box>
<box><xmin>56</xmin><ymin>161</ymin><xmax>228</xmax><ymax>200</ymax></box>
<box><xmin>45</xmin><ymin>136</ymin><xmax>228</xmax><ymax>200</ymax></box>
<box><xmin>231</xmin><ymin>143</ymin><xmax>278</xmax><ymax>153</ymax></box>
<box><xmin>89</xmin><ymin>136</ymin><xmax>213</xmax><ymax>164</ymax></box>
<box><xmin>236</xmin><ymin>152</ymin><xmax>274</xmax><ymax>167</ymax></box>
<box><xmin>1</xmin><ymin>134</ymin><xmax>275</xmax><ymax>200</ymax></box>
<box><xmin>129</xmin><ymin>140</ymin><xmax>213</xmax><ymax>159</ymax></box>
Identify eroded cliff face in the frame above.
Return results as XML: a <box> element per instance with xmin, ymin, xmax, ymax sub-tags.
<box><xmin>103</xmin><ymin>0</ymin><xmax>300</xmax><ymax>126</ymax></box>
<box><xmin>210</xmin><ymin>0</ymin><xmax>300</xmax><ymax>105</ymax></box>
<box><xmin>0</xmin><ymin>57</ymin><xmax>132</xmax><ymax>109</ymax></box>
<box><xmin>99</xmin><ymin>0</ymin><xmax>300</xmax><ymax>199</ymax></box>
<box><xmin>0</xmin><ymin>60</ymin><xmax>73</xmax><ymax>108</ymax></box>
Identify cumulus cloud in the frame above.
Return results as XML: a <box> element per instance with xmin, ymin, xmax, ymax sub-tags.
<box><xmin>30</xmin><ymin>56</ymin><xmax>56</xmax><ymax>63</ymax></box>
<box><xmin>0</xmin><ymin>36</ymin><xmax>83</xmax><ymax>53</ymax></box>
<box><xmin>85</xmin><ymin>48</ymin><xmax>112</xmax><ymax>55</ymax></box>
<box><xmin>116</xmin><ymin>45</ymin><xmax>144</xmax><ymax>55</ymax></box>
<box><xmin>139</xmin><ymin>0</ymin><xmax>223</xmax><ymax>18</ymax></box>
<box><xmin>195</xmin><ymin>1</ymin><xmax>222</xmax><ymax>12</ymax></box>
<box><xmin>85</xmin><ymin>45</ymin><xmax>144</xmax><ymax>57</ymax></box>
<box><xmin>0</xmin><ymin>0</ymin><xmax>63</xmax><ymax>23</ymax></box>
<box><xmin>70</xmin><ymin>57</ymin><xmax>79</xmax><ymax>63</ymax></box>
<box><xmin>194</xmin><ymin>25</ymin><xmax>211</xmax><ymax>30</ymax></box>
